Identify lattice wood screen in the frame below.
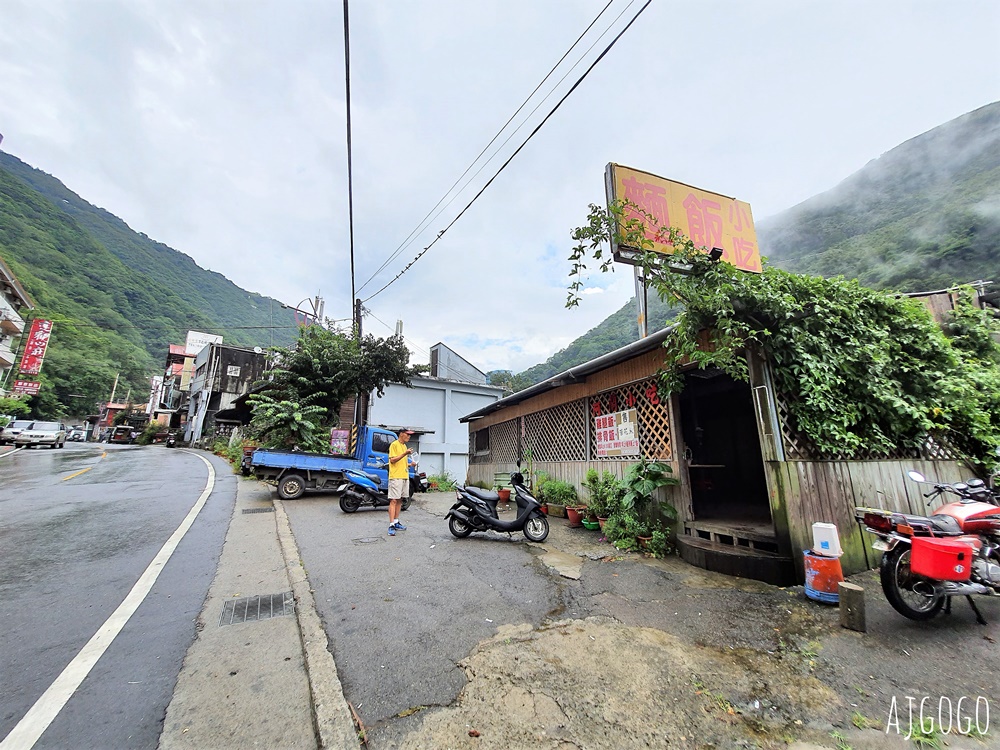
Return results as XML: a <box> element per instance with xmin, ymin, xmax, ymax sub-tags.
<box><xmin>589</xmin><ymin>378</ymin><xmax>672</xmax><ymax>461</ymax></box>
<box><xmin>774</xmin><ymin>389</ymin><xmax>960</xmax><ymax>461</ymax></box>
<box><xmin>490</xmin><ymin>419</ymin><xmax>520</xmax><ymax>464</ymax></box>
<box><xmin>522</xmin><ymin>400</ymin><xmax>588</xmax><ymax>461</ymax></box>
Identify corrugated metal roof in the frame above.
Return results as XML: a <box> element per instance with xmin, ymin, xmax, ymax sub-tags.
<box><xmin>460</xmin><ymin>325</ymin><xmax>676</xmax><ymax>422</ymax></box>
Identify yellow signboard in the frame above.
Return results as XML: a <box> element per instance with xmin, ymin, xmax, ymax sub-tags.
<box><xmin>605</xmin><ymin>163</ymin><xmax>761</xmax><ymax>273</ymax></box>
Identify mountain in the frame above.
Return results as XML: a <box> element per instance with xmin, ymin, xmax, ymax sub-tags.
<box><xmin>518</xmin><ymin>102</ymin><xmax>1000</xmax><ymax>384</ymax></box>
<box><xmin>0</xmin><ymin>150</ymin><xmax>296</xmax><ymax>416</ymax></box>
<box><xmin>756</xmin><ymin>101</ymin><xmax>1000</xmax><ymax>289</ymax></box>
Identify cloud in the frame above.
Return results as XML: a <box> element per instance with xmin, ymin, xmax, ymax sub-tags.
<box><xmin>2</xmin><ymin>0</ymin><xmax>998</xmax><ymax>375</ymax></box>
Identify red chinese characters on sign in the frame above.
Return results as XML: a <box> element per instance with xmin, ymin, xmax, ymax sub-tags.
<box><xmin>12</xmin><ymin>380</ymin><xmax>41</xmax><ymax>395</ymax></box>
<box><xmin>608</xmin><ymin>164</ymin><xmax>761</xmax><ymax>273</ymax></box>
<box><xmin>18</xmin><ymin>319</ymin><xmax>54</xmax><ymax>375</ymax></box>
<box><xmin>620</xmin><ymin>176</ymin><xmax>671</xmax><ymax>243</ymax></box>
<box><xmin>595</xmin><ymin>409</ymin><xmax>640</xmax><ymax>457</ymax></box>
<box><xmin>683</xmin><ymin>194</ymin><xmax>723</xmax><ymax>250</ymax></box>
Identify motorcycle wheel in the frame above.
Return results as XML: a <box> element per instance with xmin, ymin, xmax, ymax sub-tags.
<box><xmin>880</xmin><ymin>544</ymin><xmax>944</xmax><ymax>621</ymax></box>
<box><xmin>339</xmin><ymin>492</ymin><xmax>362</xmax><ymax>513</ymax></box>
<box><xmin>449</xmin><ymin>515</ymin><xmax>473</xmax><ymax>538</ymax></box>
<box><xmin>278</xmin><ymin>474</ymin><xmax>306</xmax><ymax>500</ymax></box>
<box><xmin>523</xmin><ymin>515</ymin><xmax>549</xmax><ymax>543</ymax></box>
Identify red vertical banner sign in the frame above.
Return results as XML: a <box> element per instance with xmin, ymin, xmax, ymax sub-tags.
<box><xmin>18</xmin><ymin>319</ymin><xmax>54</xmax><ymax>375</ymax></box>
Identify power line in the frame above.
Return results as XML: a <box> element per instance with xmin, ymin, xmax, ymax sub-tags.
<box><xmin>355</xmin><ymin>0</ymin><xmax>619</xmax><ymax>296</ymax></box>
<box><xmin>343</xmin><ymin>0</ymin><xmax>358</xmax><ymax>327</ymax></box>
<box><xmin>362</xmin><ymin>0</ymin><xmax>652</xmax><ymax>304</ymax></box>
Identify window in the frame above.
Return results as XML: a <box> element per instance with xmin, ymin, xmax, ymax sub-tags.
<box><xmin>474</xmin><ymin>429</ymin><xmax>490</xmax><ymax>454</ymax></box>
<box><xmin>371</xmin><ymin>432</ymin><xmax>394</xmax><ymax>455</ymax></box>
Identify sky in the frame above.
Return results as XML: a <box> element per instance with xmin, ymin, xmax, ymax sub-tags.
<box><xmin>1</xmin><ymin>0</ymin><xmax>998</xmax><ymax>374</ymax></box>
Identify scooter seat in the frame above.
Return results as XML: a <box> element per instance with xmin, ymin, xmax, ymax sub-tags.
<box><xmin>463</xmin><ymin>486</ymin><xmax>501</xmax><ymax>502</ymax></box>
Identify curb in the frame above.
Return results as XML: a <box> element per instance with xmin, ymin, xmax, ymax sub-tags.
<box><xmin>273</xmin><ymin>496</ymin><xmax>359</xmax><ymax>749</ymax></box>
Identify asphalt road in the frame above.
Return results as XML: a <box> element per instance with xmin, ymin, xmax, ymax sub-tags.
<box><xmin>0</xmin><ymin>443</ymin><xmax>235</xmax><ymax>750</ymax></box>
<box><xmin>283</xmin><ymin>490</ymin><xmax>561</xmax><ymax>739</ymax></box>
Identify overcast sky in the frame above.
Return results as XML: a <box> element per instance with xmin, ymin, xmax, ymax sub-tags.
<box><xmin>1</xmin><ymin>0</ymin><xmax>998</xmax><ymax>373</ymax></box>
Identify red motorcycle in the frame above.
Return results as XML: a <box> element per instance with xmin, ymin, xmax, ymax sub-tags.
<box><xmin>855</xmin><ymin>462</ymin><xmax>1000</xmax><ymax>624</ymax></box>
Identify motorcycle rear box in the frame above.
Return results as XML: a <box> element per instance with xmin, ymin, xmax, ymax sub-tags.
<box><xmin>910</xmin><ymin>536</ymin><xmax>973</xmax><ymax>581</ymax></box>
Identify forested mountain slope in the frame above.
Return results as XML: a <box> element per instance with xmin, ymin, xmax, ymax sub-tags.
<box><xmin>516</xmin><ymin>102</ymin><xmax>1000</xmax><ymax>386</ymax></box>
<box><xmin>756</xmin><ymin>101</ymin><xmax>1000</xmax><ymax>289</ymax></box>
<box><xmin>0</xmin><ymin>151</ymin><xmax>296</xmax><ymax>350</ymax></box>
<box><xmin>0</xmin><ymin>150</ymin><xmax>295</xmax><ymax>416</ymax></box>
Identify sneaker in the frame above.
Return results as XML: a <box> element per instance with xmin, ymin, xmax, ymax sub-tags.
<box><xmin>393</xmin><ymin>521</ymin><xmax>407</xmax><ymax>531</ymax></box>
<box><xmin>388</xmin><ymin>525</ymin><xmax>396</xmax><ymax>536</ymax></box>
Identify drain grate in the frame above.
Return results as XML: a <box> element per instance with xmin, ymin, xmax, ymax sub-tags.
<box><xmin>242</xmin><ymin>507</ymin><xmax>275</xmax><ymax>514</ymax></box>
<box><xmin>352</xmin><ymin>536</ymin><xmax>386</xmax><ymax>546</ymax></box>
<box><xmin>219</xmin><ymin>592</ymin><xmax>294</xmax><ymax>627</ymax></box>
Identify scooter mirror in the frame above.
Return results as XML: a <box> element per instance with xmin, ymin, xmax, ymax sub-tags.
<box><xmin>907</xmin><ymin>470</ymin><xmax>926</xmax><ymax>483</ymax></box>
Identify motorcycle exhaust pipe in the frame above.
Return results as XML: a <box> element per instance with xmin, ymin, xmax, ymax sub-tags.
<box><xmin>938</xmin><ymin>581</ymin><xmax>992</xmax><ymax>596</ymax></box>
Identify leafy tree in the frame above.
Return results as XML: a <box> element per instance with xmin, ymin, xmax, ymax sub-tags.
<box><xmin>568</xmin><ymin>200</ymin><xmax>1000</xmax><ymax>471</ymax></box>
<box><xmin>248</xmin><ymin>326</ymin><xmax>425</xmax><ymax>449</ymax></box>
<box><xmin>0</xmin><ymin>397</ymin><xmax>30</xmax><ymax>426</ymax></box>
<box><xmin>246</xmin><ymin>395</ymin><xmax>328</xmax><ymax>452</ymax></box>
<box><xmin>486</xmin><ymin>369</ymin><xmax>533</xmax><ymax>393</ymax></box>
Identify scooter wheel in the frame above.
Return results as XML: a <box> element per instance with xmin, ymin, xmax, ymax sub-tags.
<box><xmin>523</xmin><ymin>515</ymin><xmax>549</xmax><ymax>542</ymax></box>
<box><xmin>449</xmin><ymin>516</ymin><xmax>473</xmax><ymax>538</ymax></box>
<box><xmin>879</xmin><ymin>544</ymin><xmax>944</xmax><ymax>621</ymax></box>
<box><xmin>340</xmin><ymin>493</ymin><xmax>362</xmax><ymax>513</ymax></box>
<box><xmin>402</xmin><ymin>496</ymin><xmax>412</xmax><ymax>511</ymax></box>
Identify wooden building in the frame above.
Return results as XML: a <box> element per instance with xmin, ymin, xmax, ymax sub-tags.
<box><xmin>461</xmin><ymin>315</ymin><xmax>973</xmax><ymax>585</ymax></box>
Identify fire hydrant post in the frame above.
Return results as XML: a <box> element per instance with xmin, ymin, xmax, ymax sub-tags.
<box><xmin>838</xmin><ymin>582</ymin><xmax>866</xmax><ymax>632</ymax></box>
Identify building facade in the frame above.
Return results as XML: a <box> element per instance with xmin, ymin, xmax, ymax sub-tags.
<box><xmin>0</xmin><ymin>256</ymin><xmax>34</xmax><ymax>393</ymax></box>
<box><xmin>367</xmin><ymin>343</ymin><xmax>506</xmax><ymax>478</ymax></box>
<box><xmin>185</xmin><ymin>343</ymin><xmax>268</xmax><ymax>444</ymax></box>
<box><xmin>461</xmin><ymin>302</ymin><xmax>977</xmax><ymax>585</ymax></box>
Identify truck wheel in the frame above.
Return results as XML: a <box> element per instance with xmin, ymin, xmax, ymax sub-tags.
<box><xmin>339</xmin><ymin>493</ymin><xmax>362</xmax><ymax>513</ymax></box>
<box><xmin>278</xmin><ymin>474</ymin><xmax>306</xmax><ymax>500</ymax></box>
<box><xmin>402</xmin><ymin>496</ymin><xmax>412</xmax><ymax>511</ymax></box>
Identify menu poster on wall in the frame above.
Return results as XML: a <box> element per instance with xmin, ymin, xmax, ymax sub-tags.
<box><xmin>330</xmin><ymin>429</ymin><xmax>351</xmax><ymax>456</ymax></box>
<box><xmin>595</xmin><ymin>408</ymin><xmax>640</xmax><ymax>457</ymax></box>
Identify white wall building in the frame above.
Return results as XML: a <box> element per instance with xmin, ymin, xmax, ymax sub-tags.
<box><xmin>367</xmin><ymin>343</ymin><xmax>506</xmax><ymax>480</ymax></box>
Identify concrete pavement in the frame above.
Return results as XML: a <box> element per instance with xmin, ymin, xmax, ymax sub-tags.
<box><xmin>156</xmin><ymin>471</ymin><xmax>612</xmax><ymax>750</ymax></box>
<box><xmin>158</xmin><ymin>464</ymin><xmax>356</xmax><ymax>750</ymax></box>
<box><xmin>159</xmin><ymin>463</ymin><xmax>999</xmax><ymax>750</ymax></box>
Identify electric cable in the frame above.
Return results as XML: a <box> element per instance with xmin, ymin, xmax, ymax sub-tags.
<box><xmin>355</xmin><ymin>0</ymin><xmax>619</xmax><ymax>296</ymax></box>
<box><xmin>361</xmin><ymin>0</ymin><xmax>652</xmax><ymax>304</ymax></box>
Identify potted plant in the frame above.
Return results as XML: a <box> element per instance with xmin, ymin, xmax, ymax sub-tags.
<box><xmin>542</xmin><ymin>479</ymin><xmax>579</xmax><ymax>523</ymax></box>
<box><xmin>584</xmin><ymin>470</ymin><xmax>624</xmax><ymax>531</ymax></box>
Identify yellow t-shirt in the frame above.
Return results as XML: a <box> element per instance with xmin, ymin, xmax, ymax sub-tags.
<box><xmin>388</xmin><ymin>440</ymin><xmax>409</xmax><ymax>480</ymax></box>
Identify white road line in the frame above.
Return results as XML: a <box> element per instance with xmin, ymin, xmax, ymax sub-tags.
<box><xmin>0</xmin><ymin>447</ymin><xmax>25</xmax><ymax>459</ymax></box>
<box><xmin>0</xmin><ymin>451</ymin><xmax>217</xmax><ymax>750</ymax></box>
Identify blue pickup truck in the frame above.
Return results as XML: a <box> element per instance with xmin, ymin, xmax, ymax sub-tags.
<box><xmin>251</xmin><ymin>425</ymin><xmax>424</xmax><ymax>500</ymax></box>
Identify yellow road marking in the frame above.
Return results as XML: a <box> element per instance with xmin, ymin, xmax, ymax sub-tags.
<box><xmin>61</xmin><ymin>467</ymin><xmax>93</xmax><ymax>481</ymax></box>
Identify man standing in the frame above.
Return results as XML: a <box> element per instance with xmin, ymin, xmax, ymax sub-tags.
<box><xmin>386</xmin><ymin>428</ymin><xmax>413</xmax><ymax>536</ymax></box>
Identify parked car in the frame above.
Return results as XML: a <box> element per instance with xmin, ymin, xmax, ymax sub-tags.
<box><xmin>68</xmin><ymin>427</ymin><xmax>86</xmax><ymax>442</ymax></box>
<box><xmin>0</xmin><ymin>420</ymin><xmax>34</xmax><ymax>445</ymax></box>
<box><xmin>108</xmin><ymin>425</ymin><xmax>136</xmax><ymax>444</ymax></box>
<box><xmin>14</xmin><ymin>421</ymin><xmax>67</xmax><ymax>449</ymax></box>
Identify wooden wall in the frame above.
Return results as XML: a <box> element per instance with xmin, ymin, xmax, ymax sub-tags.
<box><xmin>767</xmin><ymin>458</ymin><xmax>970</xmax><ymax>579</ymax></box>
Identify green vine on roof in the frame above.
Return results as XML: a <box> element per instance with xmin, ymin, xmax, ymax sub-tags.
<box><xmin>567</xmin><ymin>200</ymin><xmax>1000</xmax><ymax>471</ymax></box>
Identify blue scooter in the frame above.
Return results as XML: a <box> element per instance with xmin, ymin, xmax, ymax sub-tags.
<box><xmin>336</xmin><ymin>468</ymin><xmax>430</xmax><ymax>513</ymax></box>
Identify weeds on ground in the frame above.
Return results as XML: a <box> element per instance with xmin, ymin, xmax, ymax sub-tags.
<box><xmin>910</xmin><ymin>717</ymin><xmax>944</xmax><ymax>749</ymax></box>
<box><xmin>851</xmin><ymin>711</ymin><xmax>875</xmax><ymax>730</ymax></box>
